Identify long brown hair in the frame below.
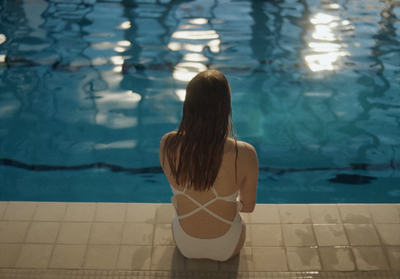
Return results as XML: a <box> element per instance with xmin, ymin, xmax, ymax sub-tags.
<box><xmin>163</xmin><ymin>70</ymin><xmax>237</xmax><ymax>191</ymax></box>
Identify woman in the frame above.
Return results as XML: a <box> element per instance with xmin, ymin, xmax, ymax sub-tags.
<box><xmin>159</xmin><ymin>70</ymin><xmax>258</xmax><ymax>261</ymax></box>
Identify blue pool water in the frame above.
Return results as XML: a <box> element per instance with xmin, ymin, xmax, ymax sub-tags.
<box><xmin>0</xmin><ymin>0</ymin><xmax>399</xmax><ymax>203</ymax></box>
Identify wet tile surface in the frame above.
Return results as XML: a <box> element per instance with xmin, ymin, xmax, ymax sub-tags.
<box><xmin>116</xmin><ymin>246</ymin><xmax>152</xmax><ymax>270</ymax></box>
<box><xmin>318</xmin><ymin>247</ymin><xmax>355</xmax><ymax>271</ymax></box>
<box><xmin>1</xmin><ymin>202</ymin><xmax>399</xmax><ymax>277</ymax></box>
<box><xmin>308</xmin><ymin>204</ymin><xmax>342</xmax><ymax>224</ymax></box>
<box><xmin>286</xmin><ymin>247</ymin><xmax>322</xmax><ymax>271</ymax></box>
<box><xmin>248</xmin><ymin>224</ymin><xmax>283</xmax><ymax>246</ymax></box>
<box><xmin>278</xmin><ymin>205</ymin><xmax>312</xmax><ymax>224</ymax></box>
<box><xmin>352</xmin><ymin>246</ymin><xmax>391</xmax><ymax>271</ymax></box>
<box><xmin>338</xmin><ymin>204</ymin><xmax>373</xmax><ymax>223</ymax></box>
<box><xmin>252</xmin><ymin>247</ymin><xmax>288</xmax><ymax>271</ymax></box>
<box><xmin>313</xmin><ymin>224</ymin><xmax>348</xmax><ymax>246</ymax></box>
<box><xmin>121</xmin><ymin>223</ymin><xmax>154</xmax><ymax>246</ymax></box>
<box><xmin>384</xmin><ymin>246</ymin><xmax>400</xmax><ymax>271</ymax></box>
<box><xmin>344</xmin><ymin>224</ymin><xmax>381</xmax><ymax>246</ymax></box>
<box><xmin>281</xmin><ymin>224</ymin><xmax>316</xmax><ymax>246</ymax></box>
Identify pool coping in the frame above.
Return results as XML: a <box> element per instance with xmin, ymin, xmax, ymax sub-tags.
<box><xmin>0</xmin><ymin>202</ymin><xmax>399</xmax><ymax>278</ymax></box>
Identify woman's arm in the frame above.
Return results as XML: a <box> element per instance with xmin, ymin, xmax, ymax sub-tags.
<box><xmin>238</xmin><ymin>142</ymin><xmax>259</xmax><ymax>213</ymax></box>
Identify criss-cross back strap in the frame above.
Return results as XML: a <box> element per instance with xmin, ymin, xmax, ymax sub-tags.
<box><xmin>172</xmin><ymin>186</ymin><xmax>235</xmax><ymax>225</ymax></box>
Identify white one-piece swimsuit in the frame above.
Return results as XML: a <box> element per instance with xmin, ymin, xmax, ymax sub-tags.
<box><xmin>170</xmin><ymin>184</ymin><xmax>243</xmax><ymax>261</ymax></box>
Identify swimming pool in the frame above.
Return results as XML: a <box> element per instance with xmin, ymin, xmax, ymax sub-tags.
<box><xmin>0</xmin><ymin>0</ymin><xmax>399</xmax><ymax>203</ymax></box>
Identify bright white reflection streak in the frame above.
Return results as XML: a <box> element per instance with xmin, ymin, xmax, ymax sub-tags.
<box><xmin>114</xmin><ymin>47</ymin><xmax>126</xmax><ymax>52</ymax></box>
<box><xmin>189</xmin><ymin>18</ymin><xmax>208</xmax><ymax>25</ymax></box>
<box><xmin>96</xmin><ymin>91</ymin><xmax>142</xmax><ymax>129</ymax></box>
<box><xmin>175</xmin><ymin>89</ymin><xmax>186</xmax><ymax>101</ymax></box>
<box><xmin>173</xmin><ymin>62</ymin><xmax>208</xmax><ymax>82</ymax></box>
<box><xmin>183</xmin><ymin>53</ymin><xmax>208</xmax><ymax>62</ymax></box>
<box><xmin>118</xmin><ymin>40</ymin><xmax>131</xmax><ymax>46</ymax></box>
<box><xmin>0</xmin><ymin>34</ymin><xmax>6</xmax><ymax>44</ymax></box>
<box><xmin>170</xmin><ymin>27</ymin><xmax>221</xmax><ymax>95</ymax></box>
<box><xmin>306</xmin><ymin>13</ymin><xmax>347</xmax><ymax>72</ymax></box>
<box><xmin>172</xmin><ymin>30</ymin><xmax>218</xmax><ymax>40</ymax></box>
<box><xmin>118</xmin><ymin>21</ymin><xmax>131</xmax><ymax>29</ymax></box>
<box><xmin>110</xmin><ymin>56</ymin><xmax>124</xmax><ymax>65</ymax></box>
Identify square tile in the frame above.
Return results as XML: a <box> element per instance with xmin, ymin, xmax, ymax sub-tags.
<box><xmin>318</xmin><ymin>247</ymin><xmax>356</xmax><ymax>271</ymax></box>
<box><xmin>338</xmin><ymin>204</ymin><xmax>372</xmax><ymax>223</ymax></box>
<box><xmin>88</xmin><ymin>223</ymin><xmax>123</xmax><ymax>245</ymax></box>
<box><xmin>384</xmin><ymin>246</ymin><xmax>400</xmax><ymax>270</ymax></box>
<box><xmin>15</xmin><ymin>244</ymin><xmax>53</xmax><ymax>268</ymax></box>
<box><xmin>286</xmin><ymin>247</ymin><xmax>322</xmax><ymax>271</ymax></box>
<box><xmin>56</xmin><ymin>222</ymin><xmax>92</xmax><ymax>244</ymax></box>
<box><xmin>125</xmin><ymin>203</ymin><xmax>157</xmax><ymax>223</ymax></box>
<box><xmin>33</xmin><ymin>202</ymin><xmax>67</xmax><ymax>221</ymax></box>
<box><xmin>184</xmin><ymin>258</ymin><xmax>219</xmax><ymax>271</ymax></box>
<box><xmin>94</xmin><ymin>203</ymin><xmax>127</xmax><ymax>223</ymax></box>
<box><xmin>0</xmin><ymin>221</ymin><xmax>30</xmax><ymax>243</ymax></box>
<box><xmin>352</xmin><ymin>246</ymin><xmax>390</xmax><ymax>271</ymax></box>
<box><xmin>313</xmin><ymin>224</ymin><xmax>348</xmax><ymax>246</ymax></box>
<box><xmin>49</xmin><ymin>245</ymin><xmax>86</xmax><ymax>269</ymax></box>
<box><xmin>153</xmin><ymin>224</ymin><xmax>175</xmax><ymax>246</ymax></box>
<box><xmin>219</xmin><ymin>247</ymin><xmax>254</xmax><ymax>271</ymax></box>
<box><xmin>344</xmin><ymin>224</ymin><xmax>381</xmax><ymax>246</ymax></box>
<box><xmin>248</xmin><ymin>224</ymin><xmax>283</xmax><ymax>246</ymax></box>
<box><xmin>0</xmin><ymin>202</ymin><xmax>8</xmax><ymax>220</ymax></box>
<box><xmin>116</xmin><ymin>246</ymin><xmax>152</xmax><ymax>270</ymax></box>
<box><xmin>252</xmin><ymin>247</ymin><xmax>288</xmax><ymax>271</ymax></box>
<box><xmin>3</xmin><ymin>202</ymin><xmax>37</xmax><ymax>221</ymax></box>
<box><xmin>150</xmin><ymin>246</ymin><xmax>185</xmax><ymax>271</ymax></box>
<box><xmin>368</xmin><ymin>204</ymin><xmax>400</xmax><ymax>224</ymax></box>
<box><xmin>308</xmin><ymin>204</ymin><xmax>342</xmax><ymax>224</ymax></box>
<box><xmin>155</xmin><ymin>204</ymin><xmax>175</xmax><ymax>223</ymax></box>
<box><xmin>282</xmin><ymin>224</ymin><xmax>316</xmax><ymax>246</ymax></box>
<box><xmin>278</xmin><ymin>204</ymin><xmax>311</xmax><ymax>224</ymax></box>
<box><xmin>83</xmin><ymin>245</ymin><xmax>119</xmax><ymax>269</ymax></box>
<box><xmin>121</xmin><ymin>223</ymin><xmax>154</xmax><ymax>245</ymax></box>
<box><xmin>64</xmin><ymin>203</ymin><xmax>96</xmax><ymax>222</ymax></box>
<box><xmin>375</xmin><ymin>224</ymin><xmax>400</xmax><ymax>245</ymax></box>
<box><xmin>249</xmin><ymin>204</ymin><xmax>280</xmax><ymax>223</ymax></box>
<box><xmin>0</xmin><ymin>244</ymin><xmax>21</xmax><ymax>268</ymax></box>
<box><xmin>25</xmin><ymin>222</ymin><xmax>61</xmax><ymax>244</ymax></box>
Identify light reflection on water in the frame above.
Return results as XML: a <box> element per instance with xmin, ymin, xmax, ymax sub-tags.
<box><xmin>0</xmin><ymin>0</ymin><xmax>399</xmax><ymax>202</ymax></box>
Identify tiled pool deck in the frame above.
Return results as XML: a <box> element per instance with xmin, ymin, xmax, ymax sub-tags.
<box><xmin>0</xmin><ymin>202</ymin><xmax>399</xmax><ymax>278</ymax></box>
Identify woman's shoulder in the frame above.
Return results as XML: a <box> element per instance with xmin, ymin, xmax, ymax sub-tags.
<box><xmin>161</xmin><ymin>131</ymin><xmax>177</xmax><ymax>144</ymax></box>
<box><xmin>233</xmin><ymin>139</ymin><xmax>256</xmax><ymax>153</ymax></box>
<box><xmin>225</xmin><ymin>138</ymin><xmax>257</xmax><ymax>158</ymax></box>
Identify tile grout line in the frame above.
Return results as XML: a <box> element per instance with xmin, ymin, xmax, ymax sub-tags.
<box><xmin>13</xmin><ymin>203</ymin><xmax>39</xmax><ymax>268</ymax></box>
<box><xmin>149</xmin><ymin>204</ymin><xmax>161</xmax><ymax>271</ymax></box>
<box><xmin>114</xmin><ymin>202</ymin><xmax>129</xmax><ymax>270</ymax></box>
<box><xmin>79</xmin><ymin>202</ymin><xmax>97</xmax><ymax>270</ymax></box>
<box><xmin>0</xmin><ymin>202</ymin><xmax>8</xmax><ymax>220</ymax></box>
<box><xmin>45</xmin><ymin>203</ymin><xmax>67</xmax><ymax>269</ymax></box>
